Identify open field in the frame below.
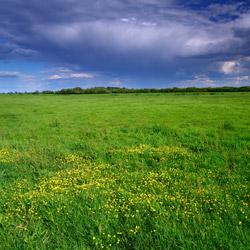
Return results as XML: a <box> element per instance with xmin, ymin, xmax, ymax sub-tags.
<box><xmin>0</xmin><ymin>93</ymin><xmax>250</xmax><ymax>249</ymax></box>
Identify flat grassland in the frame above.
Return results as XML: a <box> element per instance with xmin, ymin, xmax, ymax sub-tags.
<box><xmin>0</xmin><ymin>93</ymin><xmax>249</xmax><ymax>249</ymax></box>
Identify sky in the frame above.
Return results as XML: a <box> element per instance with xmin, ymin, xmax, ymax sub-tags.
<box><xmin>0</xmin><ymin>0</ymin><xmax>250</xmax><ymax>92</ymax></box>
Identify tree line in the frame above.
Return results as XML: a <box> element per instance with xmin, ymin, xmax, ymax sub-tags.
<box><xmin>43</xmin><ymin>86</ymin><xmax>250</xmax><ymax>94</ymax></box>
<box><xmin>2</xmin><ymin>86</ymin><xmax>250</xmax><ymax>95</ymax></box>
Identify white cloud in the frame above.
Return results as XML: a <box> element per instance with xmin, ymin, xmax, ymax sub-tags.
<box><xmin>0</xmin><ymin>71</ymin><xmax>34</xmax><ymax>81</ymax></box>
<box><xmin>181</xmin><ymin>75</ymin><xmax>215</xmax><ymax>87</ymax></box>
<box><xmin>234</xmin><ymin>13</ymin><xmax>250</xmax><ymax>29</ymax></box>
<box><xmin>48</xmin><ymin>73</ymin><xmax>93</xmax><ymax>80</ymax></box>
<box><xmin>109</xmin><ymin>79</ymin><xmax>123</xmax><ymax>86</ymax></box>
<box><xmin>244</xmin><ymin>56</ymin><xmax>250</xmax><ymax>61</ymax></box>
<box><xmin>70</xmin><ymin>73</ymin><xmax>92</xmax><ymax>78</ymax></box>
<box><xmin>39</xmin><ymin>67</ymin><xmax>72</xmax><ymax>74</ymax></box>
<box><xmin>221</xmin><ymin>61</ymin><xmax>240</xmax><ymax>74</ymax></box>
<box><xmin>120</xmin><ymin>18</ymin><xmax>129</xmax><ymax>23</ymax></box>
<box><xmin>0</xmin><ymin>71</ymin><xmax>21</xmax><ymax>77</ymax></box>
<box><xmin>48</xmin><ymin>74</ymin><xmax>62</xmax><ymax>79</ymax></box>
<box><xmin>234</xmin><ymin>75</ymin><xmax>249</xmax><ymax>85</ymax></box>
<box><xmin>141</xmin><ymin>21</ymin><xmax>156</xmax><ymax>27</ymax></box>
<box><xmin>120</xmin><ymin>18</ymin><xmax>156</xmax><ymax>26</ymax></box>
<box><xmin>235</xmin><ymin>75</ymin><xmax>249</xmax><ymax>81</ymax></box>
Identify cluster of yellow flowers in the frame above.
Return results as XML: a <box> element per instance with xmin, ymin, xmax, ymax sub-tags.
<box><xmin>0</xmin><ymin>149</ymin><xmax>16</xmax><ymax>163</ymax></box>
<box><xmin>55</xmin><ymin>153</ymin><xmax>92</xmax><ymax>168</ymax></box>
<box><xmin>112</xmin><ymin>144</ymin><xmax>194</xmax><ymax>163</ymax></box>
<box><xmin>0</xmin><ymin>145</ymin><xmax>249</xmax><ymax>248</ymax></box>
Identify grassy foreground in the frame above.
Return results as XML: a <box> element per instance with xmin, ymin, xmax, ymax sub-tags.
<box><xmin>0</xmin><ymin>93</ymin><xmax>249</xmax><ymax>249</ymax></box>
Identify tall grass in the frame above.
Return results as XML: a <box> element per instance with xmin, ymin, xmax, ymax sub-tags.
<box><xmin>0</xmin><ymin>93</ymin><xmax>249</xmax><ymax>249</ymax></box>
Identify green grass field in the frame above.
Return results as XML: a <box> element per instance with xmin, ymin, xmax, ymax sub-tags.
<box><xmin>0</xmin><ymin>93</ymin><xmax>249</xmax><ymax>249</ymax></box>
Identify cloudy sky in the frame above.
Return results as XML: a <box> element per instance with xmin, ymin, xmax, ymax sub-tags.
<box><xmin>0</xmin><ymin>0</ymin><xmax>250</xmax><ymax>92</ymax></box>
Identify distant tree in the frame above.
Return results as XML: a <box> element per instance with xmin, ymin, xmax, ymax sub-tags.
<box><xmin>42</xmin><ymin>90</ymin><xmax>54</xmax><ymax>94</ymax></box>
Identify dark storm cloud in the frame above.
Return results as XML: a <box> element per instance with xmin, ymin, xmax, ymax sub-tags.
<box><xmin>0</xmin><ymin>42</ymin><xmax>38</xmax><ymax>60</ymax></box>
<box><xmin>0</xmin><ymin>0</ymin><xmax>250</xmax><ymax>86</ymax></box>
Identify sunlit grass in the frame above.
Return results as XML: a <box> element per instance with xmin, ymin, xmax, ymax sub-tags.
<box><xmin>1</xmin><ymin>143</ymin><xmax>250</xmax><ymax>249</ymax></box>
<box><xmin>0</xmin><ymin>93</ymin><xmax>249</xmax><ymax>249</ymax></box>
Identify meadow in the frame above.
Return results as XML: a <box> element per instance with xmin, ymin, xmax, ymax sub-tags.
<box><xmin>0</xmin><ymin>92</ymin><xmax>249</xmax><ymax>249</ymax></box>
